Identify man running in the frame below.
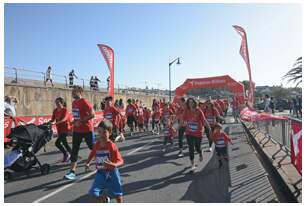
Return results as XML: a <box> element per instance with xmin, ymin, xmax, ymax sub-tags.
<box><xmin>64</xmin><ymin>86</ymin><xmax>95</xmax><ymax>180</ymax></box>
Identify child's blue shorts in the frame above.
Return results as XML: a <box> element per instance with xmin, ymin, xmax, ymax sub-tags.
<box><xmin>89</xmin><ymin>168</ymin><xmax>123</xmax><ymax>198</ymax></box>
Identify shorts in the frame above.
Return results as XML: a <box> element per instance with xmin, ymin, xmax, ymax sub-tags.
<box><xmin>215</xmin><ymin>147</ymin><xmax>228</xmax><ymax>157</ymax></box>
<box><xmin>127</xmin><ymin>116</ymin><xmax>135</xmax><ymax>126</ymax></box>
<box><xmin>89</xmin><ymin>168</ymin><xmax>123</xmax><ymax>198</ymax></box>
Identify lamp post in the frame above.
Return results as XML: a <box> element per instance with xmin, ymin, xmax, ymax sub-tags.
<box><xmin>169</xmin><ymin>57</ymin><xmax>181</xmax><ymax>102</ymax></box>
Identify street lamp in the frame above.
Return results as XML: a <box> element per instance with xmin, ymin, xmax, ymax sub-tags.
<box><xmin>169</xmin><ymin>57</ymin><xmax>181</xmax><ymax>102</ymax></box>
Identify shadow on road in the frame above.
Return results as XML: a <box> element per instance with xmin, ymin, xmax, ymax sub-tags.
<box><xmin>180</xmin><ymin>151</ymin><xmax>231</xmax><ymax>202</ymax></box>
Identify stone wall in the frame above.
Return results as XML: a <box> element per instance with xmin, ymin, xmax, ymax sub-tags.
<box><xmin>5</xmin><ymin>84</ymin><xmax>168</xmax><ymax>116</ymax></box>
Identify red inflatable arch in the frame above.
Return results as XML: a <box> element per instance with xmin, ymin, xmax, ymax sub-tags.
<box><xmin>173</xmin><ymin>75</ymin><xmax>245</xmax><ymax>104</ymax></box>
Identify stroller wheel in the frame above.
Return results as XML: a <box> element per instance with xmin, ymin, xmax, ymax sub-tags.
<box><xmin>5</xmin><ymin>171</ymin><xmax>13</xmax><ymax>181</ymax></box>
<box><xmin>40</xmin><ymin>164</ymin><xmax>50</xmax><ymax>175</ymax></box>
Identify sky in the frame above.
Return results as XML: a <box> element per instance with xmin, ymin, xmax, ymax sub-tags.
<box><xmin>4</xmin><ymin>3</ymin><xmax>302</xmax><ymax>90</ymax></box>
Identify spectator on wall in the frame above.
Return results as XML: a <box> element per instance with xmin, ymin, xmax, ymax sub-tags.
<box><xmin>69</xmin><ymin>69</ymin><xmax>78</xmax><ymax>88</ymax></box>
<box><xmin>45</xmin><ymin>66</ymin><xmax>54</xmax><ymax>87</ymax></box>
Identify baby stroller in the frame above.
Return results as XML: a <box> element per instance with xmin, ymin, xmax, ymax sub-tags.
<box><xmin>4</xmin><ymin>123</ymin><xmax>53</xmax><ymax>181</ymax></box>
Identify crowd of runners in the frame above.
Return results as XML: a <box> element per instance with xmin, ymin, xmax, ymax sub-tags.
<box><xmin>47</xmin><ymin>85</ymin><xmax>241</xmax><ymax>203</ymax></box>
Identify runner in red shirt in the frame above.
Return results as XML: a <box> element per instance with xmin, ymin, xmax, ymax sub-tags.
<box><xmin>162</xmin><ymin>119</ymin><xmax>176</xmax><ymax>153</ymax></box>
<box><xmin>64</xmin><ymin>86</ymin><xmax>95</xmax><ymax>180</ymax></box>
<box><xmin>132</xmin><ymin>99</ymin><xmax>139</xmax><ymax>131</ymax></box>
<box><xmin>161</xmin><ymin>103</ymin><xmax>174</xmax><ymax>127</ymax></box>
<box><xmin>125</xmin><ymin>99</ymin><xmax>137</xmax><ymax>134</ymax></box>
<box><xmin>103</xmin><ymin>96</ymin><xmax>125</xmax><ymax>142</ymax></box>
<box><xmin>152</xmin><ymin>99</ymin><xmax>161</xmax><ymax>134</ymax></box>
<box><xmin>85</xmin><ymin>120</ymin><xmax>124</xmax><ymax>203</ymax></box>
<box><xmin>203</xmin><ymin>100</ymin><xmax>220</xmax><ymax>152</ymax></box>
<box><xmin>182</xmin><ymin>97</ymin><xmax>211</xmax><ymax>173</ymax></box>
<box><xmin>174</xmin><ymin>97</ymin><xmax>187</xmax><ymax>157</ymax></box>
<box><xmin>49</xmin><ymin>97</ymin><xmax>72</xmax><ymax>162</ymax></box>
<box><xmin>137</xmin><ymin>106</ymin><xmax>145</xmax><ymax>132</ymax></box>
<box><xmin>211</xmin><ymin>123</ymin><xmax>233</xmax><ymax>168</ymax></box>
<box><xmin>143</xmin><ymin>107</ymin><xmax>151</xmax><ymax>132</ymax></box>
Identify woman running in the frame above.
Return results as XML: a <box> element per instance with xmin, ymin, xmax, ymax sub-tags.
<box><xmin>182</xmin><ymin>97</ymin><xmax>211</xmax><ymax>173</ymax></box>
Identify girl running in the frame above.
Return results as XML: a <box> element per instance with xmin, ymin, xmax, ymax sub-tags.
<box><xmin>162</xmin><ymin>119</ymin><xmax>176</xmax><ymax>152</ymax></box>
<box><xmin>175</xmin><ymin>97</ymin><xmax>186</xmax><ymax>157</ymax></box>
<box><xmin>48</xmin><ymin>97</ymin><xmax>72</xmax><ymax>162</ymax></box>
<box><xmin>152</xmin><ymin>99</ymin><xmax>161</xmax><ymax>134</ymax></box>
<box><xmin>125</xmin><ymin>99</ymin><xmax>137</xmax><ymax>134</ymax></box>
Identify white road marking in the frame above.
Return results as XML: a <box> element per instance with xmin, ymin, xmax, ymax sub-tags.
<box><xmin>32</xmin><ymin>139</ymin><xmax>155</xmax><ymax>203</ymax></box>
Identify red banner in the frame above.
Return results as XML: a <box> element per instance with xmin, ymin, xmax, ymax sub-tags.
<box><xmin>240</xmin><ymin>107</ymin><xmax>288</xmax><ymax>122</ymax></box>
<box><xmin>290</xmin><ymin>119</ymin><xmax>302</xmax><ymax>174</ymax></box>
<box><xmin>97</xmin><ymin>44</ymin><xmax>114</xmax><ymax>97</ymax></box>
<box><xmin>233</xmin><ymin>25</ymin><xmax>254</xmax><ymax>108</ymax></box>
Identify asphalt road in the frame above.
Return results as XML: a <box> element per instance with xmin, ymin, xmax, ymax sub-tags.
<box><xmin>4</xmin><ymin>117</ymin><xmax>279</xmax><ymax>203</ymax></box>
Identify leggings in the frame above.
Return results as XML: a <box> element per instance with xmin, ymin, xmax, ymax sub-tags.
<box><xmin>55</xmin><ymin>133</ymin><xmax>72</xmax><ymax>155</ymax></box>
<box><xmin>71</xmin><ymin>132</ymin><xmax>94</xmax><ymax>162</ymax></box>
<box><xmin>205</xmin><ymin>126</ymin><xmax>215</xmax><ymax>147</ymax></box>
<box><xmin>186</xmin><ymin>135</ymin><xmax>202</xmax><ymax>161</ymax></box>
<box><xmin>178</xmin><ymin>127</ymin><xmax>186</xmax><ymax>149</ymax></box>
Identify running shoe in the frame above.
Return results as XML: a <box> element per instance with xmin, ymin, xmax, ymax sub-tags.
<box><xmin>104</xmin><ymin>196</ymin><xmax>111</xmax><ymax>203</ymax></box>
<box><xmin>178</xmin><ymin>151</ymin><xmax>184</xmax><ymax>157</ymax></box>
<box><xmin>64</xmin><ymin>171</ymin><xmax>76</xmax><ymax>180</ymax></box>
<box><xmin>191</xmin><ymin>165</ymin><xmax>197</xmax><ymax>171</ymax></box>
<box><xmin>63</xmin><ymin>153</ymin><xmax>71</xmax><ymax>162</ymax></box>
<box><xmin>162</xmin><ymin>148</ymin><xmax>166</xmax><ymax>152</ymax></box>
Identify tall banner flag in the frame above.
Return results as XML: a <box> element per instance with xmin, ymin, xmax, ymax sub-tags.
<box><xmin>290</xmin><ymin>119</ymin><xmax>302</xmax><ymax>174</ymax></box>
<box><xmin>97</xmin><ymin>44</ymin><xmax>114</xmax><ymax>97</ymax></box>
<box><xmin>233</xmin><ymin>25</ymin><xmax>254</xmax><ymax>108</ymax></box>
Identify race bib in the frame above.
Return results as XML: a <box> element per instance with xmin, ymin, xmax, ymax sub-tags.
<box><xmin>72</xmin><ymin>108</ymin><xmax>80</xmax><ymax>120</ymax></box>
<box><xmin>127</xmin><ymin>108</ymin><xmax>133</xmax><ymax>113</ymax></box>
<box><xmin>187</xmin><ymin>122</ymin><xmax>198</xmax><ymax>132</ymax></box>
<box><xmin>215</xmin><ymin>138</ymin><xmax>225</xmax><ymax>148</ymax></box>
<box><xmin>96</xmin><ymin>151</ymin><xmax>110</xmax><ymax>170</ymax></box>
<box><xmin>164</xmin><ymin>129</ymin><xmax>170</xmax><ymax>136</ymax></box>
<box><xmin>104</xmin><ymin>113</ymin><xmax>113</xmax><ymax>121</ymax></box>
<box><xmin>207</xmin><ymin>116</ymin><xmax>215</xmax><ymax>124</ymax></box>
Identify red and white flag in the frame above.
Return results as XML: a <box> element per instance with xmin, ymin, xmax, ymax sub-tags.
<box><xmin>233</xmin><ymin>25</ymin><xmax>254</xmax><ymax>108</ymax></box>
<box><xmin>97</xmin><ymin>44</ymin><xmax>115</xmax><ymax>97</ymax></box>
<box><xmin>290</xmin><ymin>119</ymin><xmax>302</xmax><ymax>174</ymax></box>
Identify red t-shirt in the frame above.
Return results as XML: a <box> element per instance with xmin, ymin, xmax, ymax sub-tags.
<box><xmin>152</xmin><ymin>104</ymin><xmax>161</xmax><ymax>120</ymax></box>
<box><xmin>232</xmin><ymin>99</ymin><xmax>239</xmax><ymax>109</ymax></box>
<box><xmin>143</xmin><ymin>109</ymin><xmax>151</xmax><ymax>121</ymax></box>
<box><xmin>183</xmin><ymin>108</ymin><xmax>205</xmax><ymax>138</ymax></box>
<box><xmin>163</xmin><ymin>126</ymin><xmax>175</xmax><ymax>138</ymax></box>
<box><xmin>72</xmin><ymin>98</ymin><xmax>94</xmax><ymax>133</ymax></box>
<box><xmin>216</xmin><ymin>100</ymin><xmax>226</xmax><ymax>111</ymax></box>
<box><xmin>204</xmin><ymin>107</ymin><xmax>220</xmax><ymax>126</ymax></box>
<box><xmin>103</xmin><ymin>106</ymin><xmax>120</xmax><ymax>128</ymax></box>
<box><xmin>88</xmin><ymin>140</ymin><xmax>124</xmax><ymax>171</ymax></box>
<box><xmin>51</xmin><ymin>107</ymin><xmax>71</xmax><ymax>134</ymax></box>
<box><xmin>212</xmin><ymin>131</ymin><xmax>232</xmax><ymax>148</ymax></box>
<box><xmin>213</xmin><ymin>101</ymin><xmax>223</xmax><ymax>115</ymax></box>
<box><xmin>137</xmin><ymin>108</ymin><xmax>145</xmax><ymax>124</ymax></box>
<box><xmin>162</xmin><ymin>108</ymin><xmax>173</xmax><ymax>121</ymax></box>
<box><xmin>176</xmin><ymin>105</ymin><xmax>185</xmax><ymax>122</ymax></box>
<box><xmin>126</xmin><ymin>104</ymin><xmax>137</xmax><ymax>117</ymax></box>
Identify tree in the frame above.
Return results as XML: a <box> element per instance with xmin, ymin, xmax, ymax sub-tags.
<box><xmin>283</xmin><ymin>57</ymin><xmax>302</xmax><ymax>87</ymax></box>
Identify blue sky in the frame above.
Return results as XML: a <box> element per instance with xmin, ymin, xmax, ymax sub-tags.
<box><xmin>4</xmin><ymin>3</ymin><xmax>302</xmax><ymax>90</ymax></box>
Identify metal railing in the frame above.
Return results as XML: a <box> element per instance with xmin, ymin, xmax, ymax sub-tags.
<box><xmin>4</xmin><ymin>66</ymin><xmax>169</xmax><ymax>97</ymax></box>
<box><xmin>249</xmin><ymin>117</ymin><xmax>301</xmax><ymax>151</ymax></box>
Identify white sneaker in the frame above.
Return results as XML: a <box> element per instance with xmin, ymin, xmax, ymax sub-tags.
<box><xmin>162</xmin><ymin>148</ymin><xmax>166</xmax><ymax>152</ymax></box>
<box><xmin>178</xmin><ymin>151</ymin><xmax>184</xmax><ymax>157</ymax></box>
<box><xmin>191</xmin><ymin>165</ymin><xmax>197</xmax><ymax>171</ymax></box>
<box><xmin>209</xmin><ymin>147</ymin><xmax>212</xmax><ymax>152</ymax></box>
<box><xmin>120</xmin><ymin>133</ymin><xmax>125</xmax><ymax>142</ymax></box>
